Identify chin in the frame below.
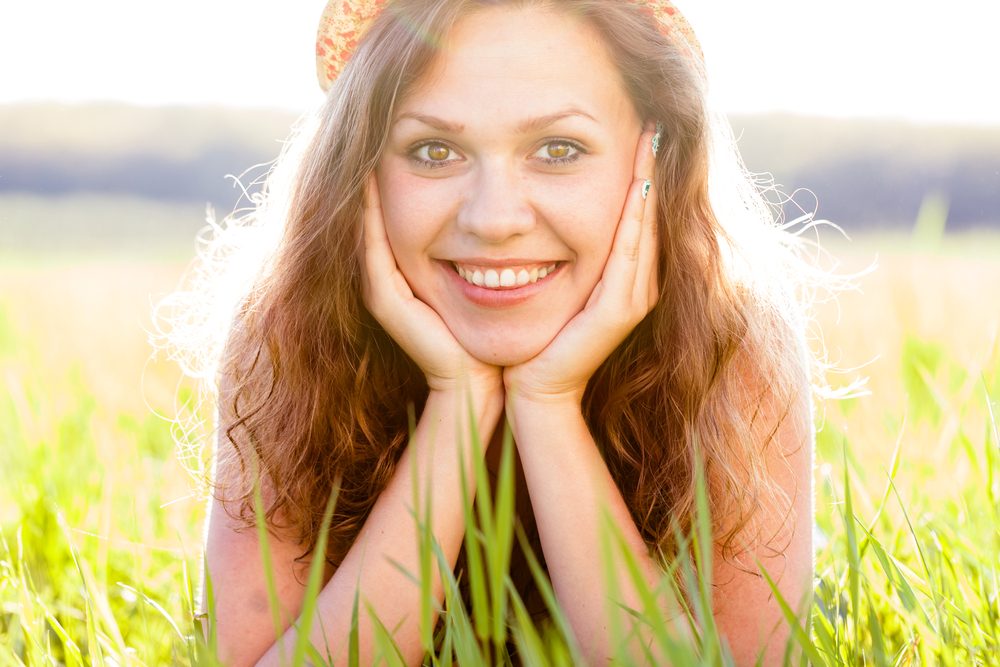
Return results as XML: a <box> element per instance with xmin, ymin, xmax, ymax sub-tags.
<box><xmin>457</xmin><ymin>332</ymin><xmax>550</xmax><ymax>368</ymax></box>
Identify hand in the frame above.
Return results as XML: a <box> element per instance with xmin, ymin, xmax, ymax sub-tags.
<box><xmin>503</xmin><ymin>124</ymin><xmax>660</xmax><ymax>406</ymax></box>
<box><xmin>360</xmin><ymin>174</ymin><xmax>503</xmax><ymax>396</ymax></box>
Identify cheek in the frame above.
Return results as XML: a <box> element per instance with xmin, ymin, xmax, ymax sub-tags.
<box><xmin>376</xmin><ymin>169</ymin><xmax>452</xmax><ymax>269</ymax></box>
<box><xmin>528</xmin><ymin>163</ymin><xmax>632</xmax><ymax>263</ymax></box>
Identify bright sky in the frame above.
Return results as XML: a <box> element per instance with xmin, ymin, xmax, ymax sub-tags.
<box><xmin>1</xmin><ymin>0</ymin><xmax>998</xmax><ymax>124</ymax></box>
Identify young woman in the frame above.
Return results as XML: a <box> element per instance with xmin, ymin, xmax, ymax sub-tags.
<box><xmin>175</xmin><ymin>0</ymin><xmax>817</xmax><ymax>664</ymax></box>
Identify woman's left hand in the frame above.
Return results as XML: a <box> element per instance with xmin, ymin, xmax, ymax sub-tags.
<box><xmin>503</xmin><ymin>124</ymin><xmax>660</xmax><ymax>406</ymax></box>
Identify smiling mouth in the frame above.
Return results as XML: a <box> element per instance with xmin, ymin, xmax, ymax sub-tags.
<box><xmin>452</xmin><ymin>262</ymin><xmax>560</xmax><ymax>290</ymax></box>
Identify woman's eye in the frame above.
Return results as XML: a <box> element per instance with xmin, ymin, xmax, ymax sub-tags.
<box><xmin>408</xmin><ymin>139</ymin><xmax>585</xmax><ymax>169</ymax></box>
<box><xmin>533</xmin><ymin>140</ymin><xmax>584</xmax><ymax>165</ymax></box>
<box><xmin>409</xmin><ymin>142</ymin><xmax>461</xmax><ymax>168</ymax></box>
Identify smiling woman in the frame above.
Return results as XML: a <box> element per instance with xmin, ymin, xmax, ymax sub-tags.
<box><xmin>378</xmin><ymin>7</ymin><xmax>642</xmax><ymax>366</ymax></box>
<box><xmin>157</xmin><ymin>1</ymin><xmax>820</xmax><ymax>665</ymax></box>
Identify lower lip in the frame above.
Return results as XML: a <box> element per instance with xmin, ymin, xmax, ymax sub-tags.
<box><xmin>441</xmin><ymin>262</ymin><xmax>563</xmax><ymax>308</ymax></box>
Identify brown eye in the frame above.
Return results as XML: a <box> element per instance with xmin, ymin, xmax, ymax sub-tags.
<box><xmin>546</xmin><ymin>142</ymin><xmax>573</xmax><ymax>159</ymax></box>
<box><xmin>532</xmin><ymin>140</ymin><xmax>585</xmax><ymax>165</ymax></box>
<box><xmin>426</xmin><ymin>144</ymin><xmax>451</xmax><ymax>161</ymax></box>
<box><xmin>410</xmin><ymin>142</ymin><xmax>462</xmax><ymax>169</ymax></box>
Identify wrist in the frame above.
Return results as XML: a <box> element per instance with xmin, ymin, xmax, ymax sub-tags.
<box><xmin>502</xmin><ymin>381</ymin><xmax>585</xmax><ymax>412</ymax></box>
<box><xmin>426</xmin><ymin>367</ymin><xmax>502</xmax><ymax>396</ymax></box>
<box><xmin>504</xmin><ymin>391</ymin><xmax>585</xmax><ymax>436</ymax></box>
<box><xmin>426</xmin><ymin>381</ymin><xmax>505</xmax><ymax>431</ymax></box>
<box><xmin>505</xmin><ymin>395</ymin><xmax>589</xmax><ymax>460</ymax></box>
<box><xmin>428</xmin><ymin>375</ymin><xmax>503</xmax><ymax>405</ymax></box>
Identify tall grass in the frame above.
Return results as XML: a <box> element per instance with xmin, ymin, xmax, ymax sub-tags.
<box><xmin>1</xmin><ymin>237</ymin><xmax>998</xmax><ymax>665</ymax></box>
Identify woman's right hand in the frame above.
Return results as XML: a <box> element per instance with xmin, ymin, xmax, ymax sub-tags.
<box><xmin>360</xmin><ymin>173</ymin><xmax>503</xmax><ymax>396</ymax></box>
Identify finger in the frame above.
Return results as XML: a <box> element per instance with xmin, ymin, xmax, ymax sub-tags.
<box><xmin>359</xmin><ymin>175</ymin><xmax>379</xmax><ymax>302</ymax></box>
<box><xmin>603</xmin><ymin>128</ymin><xmax>657</xmax><ymax>298</ymax></box>
<box><xmin>363</xmin><ymin>171</ymin><xmax>380</xmax><ymax>211</ymax></box>
<box><xmin>635</xmin><ymin>193</ymin><xmax>658</xmax><ymax>306</ymax></box>
<box><xmin>361</xmin><ymin>174</ymin><xmax>417</xmax><ymax>315</ymax></box>
<box><xmin>624</xmin><ymin>121</ymin><xmax>658</xmax><ymax>306</ymax></box>
<box><xmin>634</xmin><ymin>127</ymin><xmax>659</xmax><ymax>306</ymax></box>
<box><xmin>362</xmin><ymin>174</ymin><xmax>395</xmax><ymax>275</ymax></box>
<box><xmin>365</xmin><ymin>174</ymin><xmax>416</xmax><ymax>291</ymax></box>
<box><xmin>359</xmin><ymin>175</ymin><xmax>373</xmax><ymax>298</ymax></box>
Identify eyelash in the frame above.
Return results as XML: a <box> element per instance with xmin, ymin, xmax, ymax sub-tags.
<box><xmin>407</xmin><ymin>139</ymin><xmax>587</xmax><ymax>169</ymax></box>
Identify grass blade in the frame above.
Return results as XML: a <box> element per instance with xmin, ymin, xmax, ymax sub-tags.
<box><xmin>488</xmin><ymin>425</ymin><xmax>516</xmax><ymax>646</ymax></box>
<box><xmin>291</xmin><ymin>480</ymin><xmax>341</xmax><ymax>665</ymax></box>
<box><xmin>431</xmin><ymin>538</ymin><xmax>486</xmax><ymax>665</ymax></box>
<box><xmin>514</xmin><ymin>522</ymin><xmax>586</xmax><ymax>665</ymax></box>
<box><xmin>506</xmin><ymin>577</ymin><xmax>548</xmax><ymax>666</ymax></box>
<box><xmin>759</xmin><ymin>563</ymin><xmax>828</xmax><ymax>667</ymax></box>
<box><xmin>841</xmin><ymin>447</ymin><xmax>862</xmax><ymax>651</ymax></box>
<box><xmin>367</xmin><ymin>604</ymin><xmax>407</xmax><ymax>667</ymax></box>
<box><xmin>601</xmin><ymin>513</ymin><xmax>696</xmax><ymax>664</ymax></box>
<box><xmin>457</xmin><ymin>391</ymin><xmax>490</xmax><ymax>642</ymax></box>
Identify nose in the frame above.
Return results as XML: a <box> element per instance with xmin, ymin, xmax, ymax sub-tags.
<box><xmin>456</xmin><ymin>159</ymin><xmax>536</xmax><ymax>243</ymax></box>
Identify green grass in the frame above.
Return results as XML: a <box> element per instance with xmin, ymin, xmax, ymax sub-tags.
<box><xmin>1</xmin><ymin>239</ymin><xmax>998</xmax><ymax>665</ymax></box>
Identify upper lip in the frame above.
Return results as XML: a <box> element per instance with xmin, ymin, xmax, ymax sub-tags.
<box><xmin>445</xmin><ymin>258</ymin><xmax>563</xmax><ymax>268</ymax></box>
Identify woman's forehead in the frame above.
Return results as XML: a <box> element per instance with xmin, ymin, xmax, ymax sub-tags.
<box><xmin>395</xmin><ymin>4</ymin><xmax>636</xmax><ymax>131</ymax></box>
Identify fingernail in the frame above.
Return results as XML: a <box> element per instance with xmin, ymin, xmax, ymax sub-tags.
<box><xmin>652</xmin><ymin>122</ymin><xmax>663</xmax><ymax>157</ymax></box>
<box><xmin>642</xmin><ymin>179</ymin><xmax>652</xmax><ymax>200</ymax></box>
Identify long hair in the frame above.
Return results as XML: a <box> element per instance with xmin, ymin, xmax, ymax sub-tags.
<box><xmin>156</xmin><ymin>0</ymin><xmax>826</xmax><ymax>573</ymax></box>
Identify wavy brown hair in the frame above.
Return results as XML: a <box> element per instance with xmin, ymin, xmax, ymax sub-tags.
<box><xmin>165</xmin><ymin>0</ymin><xmax>817</xmax><ymax>576</ymax></box>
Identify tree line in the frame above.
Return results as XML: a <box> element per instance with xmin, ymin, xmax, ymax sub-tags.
<box><xmin>2</xmin><ymin>103</ymin><xmax>998</xmax><ymax>231</ymax></box>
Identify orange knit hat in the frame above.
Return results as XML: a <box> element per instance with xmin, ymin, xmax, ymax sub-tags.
<box><xmin>316</xmin><ymin>0</ymin><xmax>702</xmax><ymax>91</ymax></box>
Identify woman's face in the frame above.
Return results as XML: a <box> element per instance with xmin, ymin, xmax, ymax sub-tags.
<box><xmin>376</xmin><ymin>4</ymin><xmax>643</xmax><ymax>366</ymax></box>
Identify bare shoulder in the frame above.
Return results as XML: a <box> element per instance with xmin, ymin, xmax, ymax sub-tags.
<box><xmin>711</xmin><ymin>316</ymin><xmax>815</xmax><ymax>665</ymax></box>
<box><xmin>201</xmin><ymin>365</ymin><xmax>314</xmax><ymax>666</ymax></box>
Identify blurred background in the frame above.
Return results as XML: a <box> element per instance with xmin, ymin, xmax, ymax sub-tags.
<box><xmin>1</xmin><ymin>1</ymin><xmax>998</xmax><ymax>663</ymax></box>
<box><xmin>2</xmin><ymin>0</ymin><xmax>999</xmax><ymax>256</ymax></box>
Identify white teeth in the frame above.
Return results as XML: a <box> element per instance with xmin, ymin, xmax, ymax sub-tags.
<box><xmin>454</xmin><ymin>263</ymin><xmax>558</xmax><ymax>290</ymax></box>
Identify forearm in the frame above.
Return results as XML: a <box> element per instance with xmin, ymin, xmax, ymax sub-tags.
<box><xmin>507</xmin><ymin>398</ymin><xmax>670</xmax><ymax>664</ymax></box>
<box><xmin>257</xmin><ymin>384</ymin><xmax>504</xmax><ymax>667</ymax></box>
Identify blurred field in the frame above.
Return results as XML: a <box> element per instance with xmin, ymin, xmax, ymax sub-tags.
<box><xmin>0</xmin><ymin>194</ymin><xmax>211</xmax><ymax>261</ymax></box>
<box><xmin>1</xmin><ymin>209</ymin><xmax>998</xmax><ymax>662</ymax></box>
<box><xmin>817</xmin><ymin>232</ymin><xmax>1000</xmax><ymax>460</ymax></box>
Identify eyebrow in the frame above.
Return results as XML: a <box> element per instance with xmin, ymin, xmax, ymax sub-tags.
<box><xmin>393</xmin><ymin>108</ymin><xmax>599</xmax><ymax>134</ymax></box>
